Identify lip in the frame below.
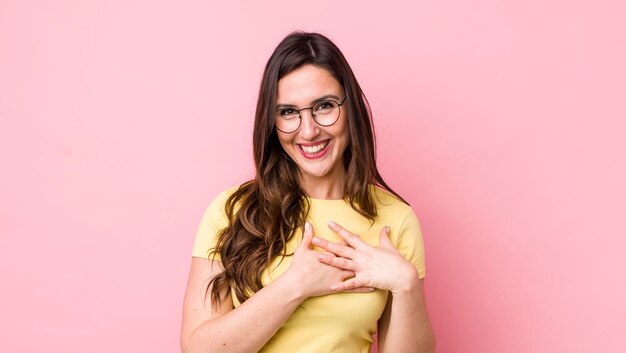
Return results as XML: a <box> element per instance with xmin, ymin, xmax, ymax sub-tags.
<box><xmin>297</xmin><ymin>139</ymin><xmax>331</xmax><ymax>160</ymax></box>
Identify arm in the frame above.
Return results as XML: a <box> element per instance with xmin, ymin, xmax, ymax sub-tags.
<box><xmin>181</xmin><ymin>222</ymin><xmax>370</xmax><ymax>353</ymax></box>
<box><xmin>180</xmin><ymin>257</ymin><xmax>306</xmax><ymax>353</ymax></box>
<box><xmin>377</xmin><ymin>276</ymin><xmax>435</xmax><ymax>353</ymax></box>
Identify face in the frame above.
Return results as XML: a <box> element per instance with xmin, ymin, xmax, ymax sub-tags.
<box><xmin>275</xmin><ymin>64</ymin><xmax>350</xmax><ymax>187</ymax></box>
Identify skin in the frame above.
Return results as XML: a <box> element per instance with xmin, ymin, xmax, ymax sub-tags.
<box><xmin>275</xmin><ymin>64</ymin><xmax>350</xmax><ymax>200</ymax></box>
<box><xmin>181</xmin><ymin>64</ymin><xmax>435</xmax><ymax>352</ymax></box>
<box><xmin>314</xmin><ymin>222</ymin><xmax>436</xmax><ymax>353</ymax></box>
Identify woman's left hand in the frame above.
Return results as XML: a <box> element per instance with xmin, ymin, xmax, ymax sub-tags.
<box><xmin>312</xmin><ymin>221</ymin><xmax>420</xmax><ymax>295</ymax></box>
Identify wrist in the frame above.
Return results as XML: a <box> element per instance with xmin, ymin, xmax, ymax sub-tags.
<box><xmin>275</xmin><ymin>268</ymin><xmax>308</xmax><ymax>302</ymax></box>
<box><xmin>390</xmin><ymin>264</ymin><xmax>421</xmax><ymax>296</ymax></box>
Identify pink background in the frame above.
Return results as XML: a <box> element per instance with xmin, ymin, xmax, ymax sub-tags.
<box><xmin>1</xmin><ymin>1</ymin><xmax>625</xmax><ymax>352</ymax></box>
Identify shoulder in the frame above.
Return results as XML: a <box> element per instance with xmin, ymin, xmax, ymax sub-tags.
<box><xmin>369</xmin><ymin>184</ymin><xmax>419</xmax><ymax>233</ymax></box>
<box><xmin>207</xmin><ymin>183</ymin><xmax>247</xmax><ymax>208</ymax></box>
<box><xmin>369</xmin><ymin>184</ymin><xmax>412</xmax><ymax>215</ymax></box>
<box><xmin>191</xmin><ymin>184</ymin><xmax>243</xmax><ymax>259</ymax></box>
<box><xmin>213</xmin><ymin>185</ymin><xmax>241</xmax><ymax>204</ymax></box>
<box><xmin>200</xmin><ymin>184</ymin><xmax>247</xmax><ymax>224</ymax></box>
<box><xmin>370</xmin><ymin>186</ymin><xmax>427</xmax><ymax>278</ymax></box>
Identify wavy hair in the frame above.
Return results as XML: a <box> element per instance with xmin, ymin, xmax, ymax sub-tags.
<box><xmin>207</xmin><ymin>32</ymin><xmax>406</xmax><ymax>306</ymax></box>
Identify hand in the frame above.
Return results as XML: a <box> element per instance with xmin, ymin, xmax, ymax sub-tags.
<box><xmin>283</xmin><ymin>222</ymin><xmax>375</xmax><ymax>299</ymax></box>
<box><xmin>312</xmin><ymin>221</ymin><xmax>420</xmax><ymax>295</ymax></box>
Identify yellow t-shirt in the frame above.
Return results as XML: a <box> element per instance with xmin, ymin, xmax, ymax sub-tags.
<box><xmin>192</xmin><ymin>185</ymin><xmax>426</xmax><ymax>353</ymax></box>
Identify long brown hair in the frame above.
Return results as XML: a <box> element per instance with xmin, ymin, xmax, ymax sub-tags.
<box><xmin>208</xmin><ymin>31</ymin><xmax>406</xmax><ymax>306</ymax></box>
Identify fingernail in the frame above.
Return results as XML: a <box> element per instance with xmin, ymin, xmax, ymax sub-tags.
<box><xmin>328</xmin><ymin>221</ymin><xmax>336</xmax><ymax>227</ymax></box>
<box><xmin>385</xmin><ymin>226</ymin><xmax>390</xmax><ymax>233</ymax></box>
<box><xmin>330</xmin><ymin>285</ymin><xmax>338</xmax><ymax>290</ymax></box>
<box><xmin>368</xmin><ymin>287</ymin><xmax>375</xmax><ymax>291</ymax></box>
<box><xmin>305</xmin><ymin>222</ymin><xmax>310</xmax><ymax>231</ymax></box>
<box><xmin>317</xmin><ymin>253</ymin><xmax>326</xmax><ymax>260</ymax></box>
<box><xmin>312</xmin><ymin>237</ymin><xmax>321</xmax><ymax>245</ymax></box>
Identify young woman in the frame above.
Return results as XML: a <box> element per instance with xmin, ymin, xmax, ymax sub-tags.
<box><xmin>181</xmin><ymin>32</ymin><xmax>435</xmax><ymax>353</ymax></box>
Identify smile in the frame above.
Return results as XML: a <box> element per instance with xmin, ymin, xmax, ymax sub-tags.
<box><xmin>298</xmin><ymin>140</ymin><xmax>331</xmax><ymax>159</ymax></box>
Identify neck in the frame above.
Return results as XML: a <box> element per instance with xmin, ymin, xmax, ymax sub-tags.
<box><xmin>299</xmin><ymin>167</ymin><xmax>346</xmax><ymax>200</ymax></box>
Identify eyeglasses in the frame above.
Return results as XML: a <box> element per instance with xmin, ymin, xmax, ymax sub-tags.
<box><xmin>274</xmin><ymin>96</ymin><xmax>347</xmax><ymax>133</ymax></box>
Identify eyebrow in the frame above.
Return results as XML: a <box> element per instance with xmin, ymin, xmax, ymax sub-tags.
<box><xmin>275</xmin><ymin>94</ymin><xmax>342</xmax><ymax>109</ymax></box>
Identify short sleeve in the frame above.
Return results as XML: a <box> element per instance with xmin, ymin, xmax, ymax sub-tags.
<box><xmin>191</xmin><ymin>189</ymin><xmax>233</xmax><ymax>260</ymax></box>
<box><xmin>393</xmin><ymin>208</ymin><xmax>426</xmax><ymax>279</ymax></box>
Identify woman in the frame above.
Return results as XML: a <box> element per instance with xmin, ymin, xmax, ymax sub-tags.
<box><xmin>181</xmin><ymin>32</ymin><xmax>435</xmax><ymax>353</ymax></box>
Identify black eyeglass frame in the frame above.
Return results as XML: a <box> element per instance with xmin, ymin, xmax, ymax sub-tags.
<box><xmin>274</xmin><ymin>96</ymin><xmax>347</xmax><ymax>134</ymax></box>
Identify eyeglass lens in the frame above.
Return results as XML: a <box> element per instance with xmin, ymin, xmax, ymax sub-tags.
<box><xmin>275</xmin><ymin>100</ymin><xmax>341</xmax><ymax>133</ymax></box>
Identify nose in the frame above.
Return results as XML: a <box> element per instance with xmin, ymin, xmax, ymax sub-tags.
<box><xmin>298</xmin><ymin>109</ymin><xmax>320</xmax><ymax>140</ymax></box>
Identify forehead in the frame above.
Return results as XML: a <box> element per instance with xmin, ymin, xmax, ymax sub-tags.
<box><xmin>276</xmin><ymin>64</ymin><xmax>342</xmax><ymax>104</ymax></box>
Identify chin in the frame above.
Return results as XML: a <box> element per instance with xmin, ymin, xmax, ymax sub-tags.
<box><xmin>301</xmin><ymin>168</ymin><xmax>331</xmax><ymax>179</ymax></box>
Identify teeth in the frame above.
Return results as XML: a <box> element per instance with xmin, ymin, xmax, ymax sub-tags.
<box><xmin>301</xmin><ymin>141</ymin><xmax>328</xmax><ymax>154</ymax></box>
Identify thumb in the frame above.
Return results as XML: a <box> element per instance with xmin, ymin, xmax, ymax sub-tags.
<box><xmin>379</xmin><ymin>226</ymin><xmax>394</xmax><ymax>249</ymax></box>
<box><xmin>300</xmin><ymin>222</ymin><xmax>314</xmax><ymax>250</ymax></box>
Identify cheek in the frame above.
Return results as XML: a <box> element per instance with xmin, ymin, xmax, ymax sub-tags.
<box><xmin>337</xmin><ymin>120</ymin><xmax>350</xmax><ymax>144</ymax></box>
<box><xmin>337</xmin><ymin>121</ymin><xmax>351</xmax><ymax>154</ymax></box>
<box><xmin>276</xmin><ymin>133</ymin><xmax>292</xmax><ymax>149</ymax></box>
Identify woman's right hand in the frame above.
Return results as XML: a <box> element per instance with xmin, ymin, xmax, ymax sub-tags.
<box><xmin>282</xmin><ymin>222</ymin><xmax>374</xmax><ymax>299</ymax></box>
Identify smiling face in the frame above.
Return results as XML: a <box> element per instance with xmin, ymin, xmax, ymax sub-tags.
<box><xmin>275</xmin><ymin>64</ymin><xmax>350</xmax><ymax>194</ymax></box>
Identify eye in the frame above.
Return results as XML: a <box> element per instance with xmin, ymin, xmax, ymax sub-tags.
<box><xmin>277</xmin><ymin>108</ymin><xmax>298</xmax><ymax>119</ymax></box>
<box><xmin>314</xmin><ymin>101</ymin><xmax>337</xmax><ymax>112</ymax></box>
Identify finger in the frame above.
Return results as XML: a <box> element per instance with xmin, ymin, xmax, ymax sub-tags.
<box><xmin>312</xmin><ymin>236</ymin><xmax>356</xmax><ymax>259</ymax></box>
<box><xmin>330</xmin><ymin>277</ymin><xmax>366</xmax><ymax>292</ymax></box>
<box><xmin>300</xmin><ymin>222</ymin><xmax>314</xmax><ymax>250</ymax></box>
<box><xmin>327</xmin><ymin>221</ymin><xmax>369</xmax><ymax>252</ymax></box>
<box><xmin>328</xmin><ymin>221</ymin><xmax>371</xmax><ymax>251</ymax></box>
<box><xmin>340</xmin><ymin>269</ymin><xmax>356</xmax><ymax>280</ymax></box>
<box><xmin>317</xmin><ymin>252</ymin><xmax>357</xmax><ymax>271</ymax></box>
<box><xmin>379</xmin><ymin>226</ymin><xmax>395</xmax><ymax>249</ymax></box>
<box><xmin>344</xmin><ymin>287</ymin><xmax>376</xmax><ymax>293</ymax></box>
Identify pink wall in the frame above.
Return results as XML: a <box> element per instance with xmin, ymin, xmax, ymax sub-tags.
<box><xmin>1</xmin><ymin>1</ymin><xmax>625</xmax><ymax>352</ymax></box>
